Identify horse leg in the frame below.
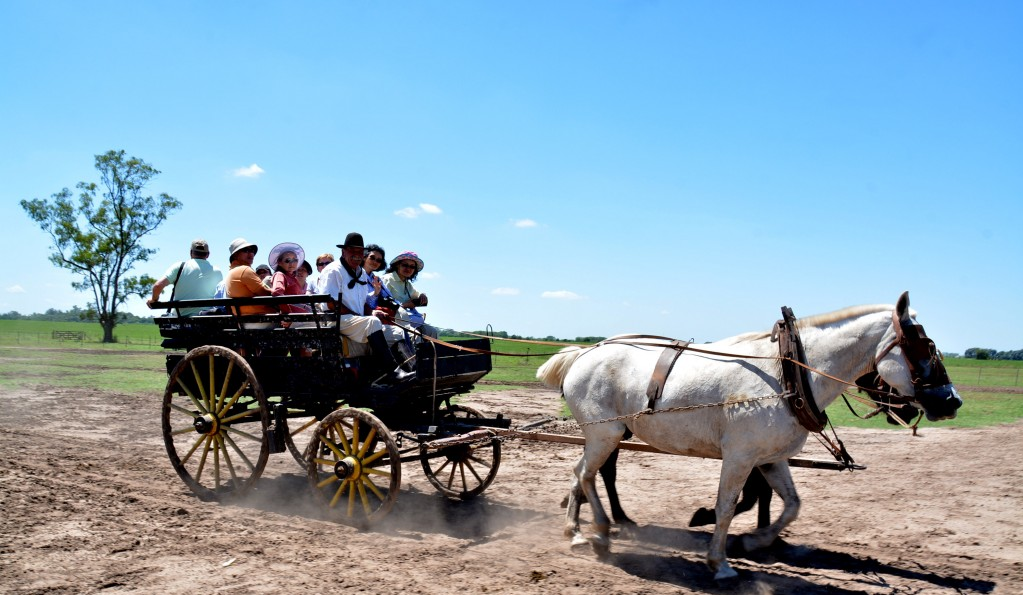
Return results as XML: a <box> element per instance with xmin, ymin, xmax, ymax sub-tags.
<box><xmin>689</xmin><ymin>466</ymin><xmax>769</xmax><ymax>527</ymax></box>
<box><xmin>570</xmin><ymin>427</ymin><xmax>624</xmax><ymax>557</ymax></box>
<box><xmin>707</xmin><ymin>460</ymin><xmax>752</xmax><ymax>580</ymax></box>
<box><xmin>600</xmin><ymin>446</ymin><xmax>636</xmax><ymax>528</ymax></box>
<box><xmin>740</xmin><ymin>461</ymin><xmax>800</xmax><ymax>552</ymax></box>
<box><xmin>563</xmin><ymin>476</ymin><xmax>588</xmax><ymax>547</ymax></box>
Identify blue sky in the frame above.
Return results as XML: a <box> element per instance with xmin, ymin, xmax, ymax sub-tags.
<box><xmin>2</xmin><ymin>1</ymin><xmax>1020</xmax><ymax>354</ymax></box>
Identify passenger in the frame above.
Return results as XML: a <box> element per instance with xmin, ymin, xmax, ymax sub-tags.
<box><xmin>225</xmin><ymin>238</ymin><xmax>275</xmax><ymax>324</ymax></box>
<box><xmin>380</xmin><ymin>251</ymin><xmax>438</xmax><ymax>338</ymax></box>
<box><xmin>314</xmin><ymin>253</ymin><xmax>335</xmax><ymax>293</ymax></box>
<box><xmin>318</xmin><ymin>232</ymin><xmax>412</xmax><ymax>385</ymax></box>
<box><xmin>268</xmin><ymin>242</ymin><xmax>310</xmax><ymax>314</ymax></box>
<box><xmin>147</xmin><ymin>239</ymin><xmax>223</xmax><ymax>316</ymax></box>
<box><xmin>255</xmin><ymin>264</ymin><xmax>273</xmax><ymax>288</ymax></box>
<box><xmin>296</xmin><ymin>260</ymin><xmax>315</xmax><ymax>294</ymax></box>
<box><xmin>362</xmin><ymin>243</ymin><xmax>388</xmax><ymax>310</ymax></box>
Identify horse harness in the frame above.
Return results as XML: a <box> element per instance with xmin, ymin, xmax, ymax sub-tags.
<box><xmin>773</xmin><ymin>306</ymin><xmax>828</xmax><ymax>433</ymax></box>
<box><xmin>645</xmin><ymin>339</ymin><xmax>691</xmax><ymax>410</ymax></box>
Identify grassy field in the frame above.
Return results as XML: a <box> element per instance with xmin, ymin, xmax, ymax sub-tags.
<box><xmin>0</xmin><ymin>322</ymin><xmax>1019</xmax><ymax>429</ymax></box>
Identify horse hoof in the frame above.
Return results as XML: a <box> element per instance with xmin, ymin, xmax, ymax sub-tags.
<box><xmin>714</xmin><ymin>566</ymin><xmax>739</xmax><ymax>581</ymax></box>
<box><xmin>590</xmin><ymin>536</ymin><xmax>611</xmax><ymax>559</ymax></box>
<box><xmin>569</xmin><ymin>533</ymin><xmax>589</xmax><ymax>549</ymax></box>
<box><xmin>741</xmin><ymin>531</ymin><xmax>775</xmax><ymax>552</ymax></box>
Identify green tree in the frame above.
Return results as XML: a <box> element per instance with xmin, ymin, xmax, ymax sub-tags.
<box><xmin>21</xmin><ymin>150</ymin><xmax>182</xmax><ymax>342</ymax></box>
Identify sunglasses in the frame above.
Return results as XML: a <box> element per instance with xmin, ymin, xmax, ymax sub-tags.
<box><xmin>281</xmin><ymin>258</ymin><xmax>298</xmax><ymax>264</ymax></box>
<box><xmin>367</xmin><ymin>255</ymin><xmax>383</xmax><ymax>262</ymax></box>
<box><xmin>316</xmin><ymin>261</ymin><xmax>331</xmax><ymax>267</ymax></box>
<box><xmin>399</xmin><ymin>262</ymin><xmax>417</xmax><ymax>269</ymax></box>
<box><xmin>240</xmin><ymin>247</ymin><xmax>257</xmax><ymax>254</ymax></box>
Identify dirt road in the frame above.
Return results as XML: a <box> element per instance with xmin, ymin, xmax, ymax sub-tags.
<box><xmin>1</xmin><ymin>384</ymin><xmax>1020</xmax><ymax>594</ymax></box>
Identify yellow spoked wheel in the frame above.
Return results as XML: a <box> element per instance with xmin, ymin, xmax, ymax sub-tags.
<box><xmin>421</xmin><ymin>404</ymin><xmax>501</xmax><ymax>500</ymax></box>
<box><xmin>306</xmin><ymin>408</ymin><xmax>400</xmax><ymax>526</ymax></box>
<box><xmin>161</xmin><ymin>345</ymin><xmax>270</xmax><ymax>501</ymax></box>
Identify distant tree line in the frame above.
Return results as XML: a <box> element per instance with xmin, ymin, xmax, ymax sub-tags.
<box><xmin>962</xmin><ymin>348</ymin><xmax>1023</xmax><ymax>361</ymax></box>
<box><xmin>0</xmin><ymin>307</ymin><xmax>151</xmax><ymax>324</ymax></box>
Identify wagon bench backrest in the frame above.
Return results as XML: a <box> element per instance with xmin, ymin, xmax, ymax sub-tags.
<box><xmin>150</xmin><ymin>295</ymin><xmax>344</xmax><ymax>352</ymax></box>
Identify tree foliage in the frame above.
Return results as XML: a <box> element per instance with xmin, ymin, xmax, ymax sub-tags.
<box><xmin>964</xmin><ymin>347</ymin><xmax>1023</xmax><ymax>361</ymax></box>
<box><xmin>20</xmin><ymin>150</ymin><xmax>181</xmax><ymax>342</ymax></box>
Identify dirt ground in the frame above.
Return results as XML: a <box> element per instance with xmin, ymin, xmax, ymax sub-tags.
<box><xmin>1</xmin><ymin>381</ymin><xmax>1021</xmax><ymax>594</ymax></box>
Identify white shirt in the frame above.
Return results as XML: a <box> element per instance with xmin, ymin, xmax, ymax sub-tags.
<box><xmin>319</xmin><ymin>260</ymin><xmax>371</xmax><ymax>315</ymax></box>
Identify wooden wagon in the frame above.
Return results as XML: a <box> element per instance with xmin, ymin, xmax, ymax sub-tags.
<box><xmin>151</xmin><ymin>294</ymin><xmax>508</xmax><ymax>526</ymax></box>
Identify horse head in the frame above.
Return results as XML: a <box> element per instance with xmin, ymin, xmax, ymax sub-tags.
<box><xmin>874</xmin><ymin>292</ymin><xmax>962</xmax><ymax>422</ymax></box>
<box><xmin>854</xmin><ymin>371</ymin><xmax>920</xmax><ymax>425</ymax></box>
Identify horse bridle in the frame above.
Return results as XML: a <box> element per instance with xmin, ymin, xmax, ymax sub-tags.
<box><xmin>873</xmin><ymin>308</ymin><xmax>952</xmax><ymax>397</ymax></box>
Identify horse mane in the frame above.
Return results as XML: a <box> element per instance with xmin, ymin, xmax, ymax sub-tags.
<box><xmin>726</xmin><ymin>304</ymin><xmax>897</xmax><ymax>344</ymax></box>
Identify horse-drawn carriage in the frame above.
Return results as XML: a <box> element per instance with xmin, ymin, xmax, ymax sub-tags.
<box><xmin>151</xmin><ymin>294</ymin><xmax>508</xmax><ymax>525</ymax></box>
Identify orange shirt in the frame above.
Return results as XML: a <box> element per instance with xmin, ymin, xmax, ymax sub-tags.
<box><xmin>226</xmin><ymin>265</ymin><xmax>275</xmax><ymax>315</ymax></box>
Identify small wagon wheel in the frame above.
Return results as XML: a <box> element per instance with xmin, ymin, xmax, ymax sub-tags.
<box><xmin>161</xmin><ymin>345</ymin><xmax>270</xmax><ymax>501</ymax></box>
<box><xmin>305</xmin><ymin>408</ymin><xmax>401</xmax><ymax>526</ymax></box>
<box><xmin>420</xmin><ymin>404</ymin><xmax>501</xmax><ymax>500</ymax></box>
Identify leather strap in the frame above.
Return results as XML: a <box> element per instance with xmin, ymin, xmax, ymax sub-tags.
<box><xmin>645</xmin><ymin>340</ymin><xmax>691</xmax><ymax>409</ymax></box>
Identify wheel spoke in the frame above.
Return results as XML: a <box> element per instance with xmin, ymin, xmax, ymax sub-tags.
<box><xmin>175</xmin><ymin>379</ymin><xmax>208</xmax><ymax>415</ymax></box>
<box><xmin>218</xmin><ymin>434</ymin><xmax>241</xmax><ymax>487</ymax></box>
<box><xmin>223</xmin><ymin>424</ymin><xmax>263</xmax><ymax>443</ymax></box>
<box><xmin>220</xmin><ymin>408</ymin><xmax>259</xmax><ymax>425</ymax></box>
<box><xmin>216</xmin><ymin>357</ymin><xmax>236</xmax><ymax>413</ymax></box>
<box><xmin>207</xmin><ymin>354</ymin><xmax>216</xmax><ymax>412</ymax></box>
<box><xmin>189</xmin><ymin>360</ymin><xmax>209</xmax><ymax>406</ymax></box>
<box><xmin>463</xmin><ymin>459</ymin><xmax>485</xmax><ymax>484</ymax></box>
<box><xmin>332</xmin><ymin>423</ymin><xmax>353</xmax><ymax>456</ymax></box>
<box><xmin>180</xmin><ymin>433</ymin><xmax>208</xmax><ymax>466</ymax></box>
<box><xmin>223</xmin><ymin>433</ymin><xmax>256</xmax><ymax>472</ymax></box>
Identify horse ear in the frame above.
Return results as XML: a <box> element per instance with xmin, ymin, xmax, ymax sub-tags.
<box><xmin>896</xmin><ymin>291</ymin><xmax>911</xmax><ymax>321</ymax></box>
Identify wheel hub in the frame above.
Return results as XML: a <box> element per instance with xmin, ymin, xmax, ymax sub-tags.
<box><xmin>193</xmin><ymin>414</ymin><xmax>219</xmax><ymax>435</ymax></box>
<box><xmin>334</xmin><ymin>456</ymin><xmax>362</xmax><ymax>481</ymax></box>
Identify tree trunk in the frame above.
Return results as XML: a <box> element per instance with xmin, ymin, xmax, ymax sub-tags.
<box><xmin>101</xmin><ymin>319</ymin><xmax>116</xmax><ymax>343</ymax></box>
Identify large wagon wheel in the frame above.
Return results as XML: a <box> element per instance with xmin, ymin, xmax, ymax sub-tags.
<box><xmin>285</xmin><ymin>414</ymin><xmax>319</xmax><ymax>468</ymax></box>
<box><xmin>161</xmin><ymin>345</ymin><xmax>270</xmax><ymax>501</ymax></box>
<box><xmin>420</xmin><ymin>404</ymin><xmax>501</xmax><ymax>500</ymax></box>
<box><xmin>306</xmin><ymin>408</ymin><xmax>401</xmax><ymax>526</ymax></box>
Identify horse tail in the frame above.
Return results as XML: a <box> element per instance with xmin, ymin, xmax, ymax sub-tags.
<box><xmin>536</xmin><ymin>345</ymin><xmax>589</xmax><ymax>389</ymax></box>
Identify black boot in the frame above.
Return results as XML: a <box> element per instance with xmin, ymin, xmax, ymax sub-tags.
<box><xmin>368</xmin><ymin>330</ymin><xmax>414</xmax><ymax>386</ymax></box>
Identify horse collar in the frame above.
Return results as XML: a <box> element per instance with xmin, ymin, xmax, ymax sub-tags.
<box><xmin>775</xmin><ymin>306</ymin><xmax>828</xmax><ymax>433</ymax></box>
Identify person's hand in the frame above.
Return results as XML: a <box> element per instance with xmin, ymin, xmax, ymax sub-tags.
<box><xmin>146</xmin><ymin>298</ymin><xmax>155</xmax><ymax>307</ymax></box>
<box><xmin>372</xmin><ymin>310</ymin><xmax>389</xmax><ymax>322</ymax></box>
<box><xmin>371</xmin><ymin>277</ymin><xmax>381</xmax><ymax>292</ymax></box>
<box><xmin>417</xmin><ymin>293</ymin><xmax>428</xmax><ymax>306</ymax></box>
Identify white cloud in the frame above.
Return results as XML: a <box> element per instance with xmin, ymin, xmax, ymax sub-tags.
<box><xmin>542</xmin><ymin>290</ymin><xmax>584</xmax><ymax>300</ymax></box>
<box><xmin>513</xmin><ymin>219</ymin><xmax>538</xmax><ymax>228</ymax></box>
<box><xmin>491</xmin><ymin>287</ymin><xmax>520</xmax><ymax>296</ymax></box>
<box><xmin>395</xmin><ymin>203</ymin><xmax>443</xmax><ymax>218</ymax></box>
<box><xmin>232</xmin><ymin>164</ymin><xmax>265</xmax><ymax>178</ymax></box>
<box><xmin>6</xmin><ymin>284</ymin><xmax>26</xmax><ymax>294</ymax></box>
<box><xmin>419</xmin><ymin>272</ymin><xmax>440</xmax><ymax>280</ymax></box>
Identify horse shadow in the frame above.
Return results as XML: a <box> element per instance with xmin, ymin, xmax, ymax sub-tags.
<box><xmin>232</xmin><ymin>472</ymin><xmax>543</xmax><ymax>543</ymax></box>
<box><xmin>606</xmin><ymin>524</ymin><xmax>995</xmax><ymax>594</ymax></box>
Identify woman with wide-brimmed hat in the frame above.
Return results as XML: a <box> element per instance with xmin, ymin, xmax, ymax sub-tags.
<box><xmin>380</xmin><ymin>251</ymin><xmax>437</xmax><ymax>338</ymax></box>
<box><xmin>268</xmin><ymin>241</ymin><xmax>310</xmax><ymax>314</ymax></box>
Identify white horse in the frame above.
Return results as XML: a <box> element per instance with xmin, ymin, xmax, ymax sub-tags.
<box><xmin>537</xmin><ymin>292</ymin><xmax>961</xmax><ymax>580</ymax></box>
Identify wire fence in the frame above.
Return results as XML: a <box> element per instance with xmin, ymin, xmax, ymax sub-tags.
<box><xmin>0</xmin><ymin>331</ymin><xmax>164</xmax><ymax>351</ymax></box>
<box><xmin>1</xmin><ymin>331</ymin><xmax>1020</xmax><ymax>388</ymax></box>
